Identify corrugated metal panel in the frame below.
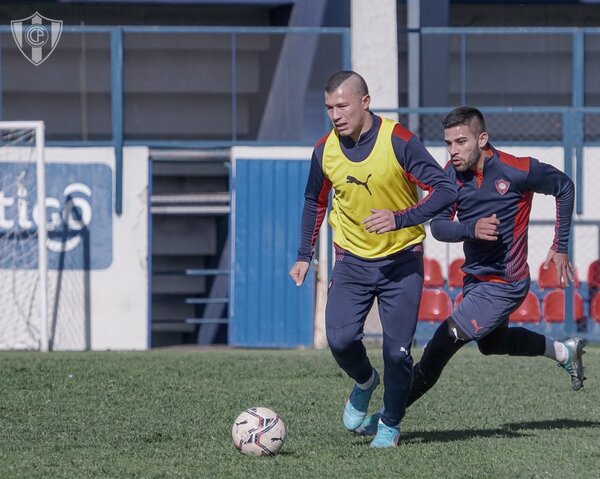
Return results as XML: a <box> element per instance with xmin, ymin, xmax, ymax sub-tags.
<box><xmin>231</xmin><ymin>154</ymin><xmax>314</xmax><ymax>347</ymax></box>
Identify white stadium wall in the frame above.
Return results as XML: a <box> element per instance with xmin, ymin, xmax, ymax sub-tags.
<box><xmin>0</xmin><ymin>146</ymin><xmax>150</xmax><ymax>351</ymax></box>
<box><xmin>50</xmin><ymin>146</ymin><xmax>150</xmax><ymax>351</ymax></box>
<box><xmin>5</xmin><ymin>143</ymin><xmax>592</xmax><ymax>349</ymax></box>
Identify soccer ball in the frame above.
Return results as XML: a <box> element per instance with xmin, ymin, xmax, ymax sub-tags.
<box><xmin>231</xmin><ymin>407</ymin><xmax>287</xmax><ymax>456</ymax></box>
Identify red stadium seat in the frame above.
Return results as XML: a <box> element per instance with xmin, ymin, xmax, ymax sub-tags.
<box><xmin>591</xmin><ymin>294</ymin><xmax>600</xmax><ymax>323</ymax></box>
<box><xmin>541</xmin><ymin>290</ymin><xmax>584</xmax><ymax>323</ymax></box>
<box><xmin>537</xmin><ymin>261</ymin><xmax>580</xmax><ymax>290</ymax></box>
<box><xmin>509</xmin><ymin>292</ymin><xmax>541</xmax><ymax>323</ymax></box>
<box><xmin>448</xmin><ymin>258</ymin><xmax>465</xmax><ymax>289</ymax></box>
<box><xmin>423</xmin><ymin>257</ymin><xmax>444</xmax><ymax>288</ymax></box>
<box><xmin>587</xmin><ymin>260</ymin><xmax>600</xmax><ymax>290</ymax></box>
<box><xmin>418</xmin><ymin>289</ymin><xmax>452</xmax><ymax>322</ymax></box>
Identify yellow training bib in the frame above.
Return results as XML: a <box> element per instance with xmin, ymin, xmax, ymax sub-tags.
<box><xmin>322</xmin><ymin>117</ymin><xmax>425</xmax><ymax>258</ymax></box>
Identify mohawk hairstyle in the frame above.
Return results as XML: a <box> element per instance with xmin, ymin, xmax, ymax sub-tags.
<box><xmin>324</xmin><ymin>71</ymin><xmax>369</xmax><ymax>97</ymax></box>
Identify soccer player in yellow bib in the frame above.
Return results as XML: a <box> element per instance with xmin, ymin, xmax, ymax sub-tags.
<box><xmin>289</xmin><ymin>71</ymin><xmax>457</xmax><ymax>447</ymax></box>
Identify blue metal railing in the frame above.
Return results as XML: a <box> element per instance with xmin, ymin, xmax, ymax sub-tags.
<box><xmin>3</xmin><ymin>25</ymin><xmax>600</xmax><ymax>214</ymax></box>
<box><xmin>111</xmin><ymin>29</ymin><xmax>124</xmax><ymax>215</ymax></box>
<box><xmin>375</xmin><ymin>106</ymin><xmax>600</xmax><ymax>218</ymax></box>
<box><xmin>408</xmin><ymin>27</ymin><xmax>600</xmax><ymax>118</ymax></box>
<box><xmin>0</xmin><ymin>25</ymin><xmax>350</xmax><ymax>214</ymax></box>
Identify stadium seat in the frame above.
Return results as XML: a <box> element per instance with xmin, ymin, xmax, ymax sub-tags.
<box><xmin>591</xmin><ymin>293</ymin><xmax>600</xmax><ymax>323</ymax></box>
<box><xmin>541</xmin><ymin>290</ymin><xmax>584</xmax><ymax>323</ymax></box>
<box><xmin>587</xmin><ymin>260</ymin><xmax>600</xmax><ymax>290</ymax></box>
<box><xmin>448</xmin><ymin>258</ymin><xmax>465</xmax><ymax>289</ymax></box>
<box><xmin>418</xmin><ymin>289</ymin><xmax>452</xmax><ymax>322</ymax></box>
<box><xmin>589</xmin><ymin>293</ymin><xmax>600</xmax><ymax>336</ymax></box>
<box><xmin>537</xmin><ymin>261</ymin><xmax>580</xmax><ymax>290</ymax></box>
<box><xmin>415</xmin><ymin>288</ymin><xmax>452</xmax><ymax>345</ymax></box>
<box><xmin>509</xmin><ymin>292</ymin><xmax>541</xmax><ymax>323</ymax></box>
<box><xmin>423</xmin><ymin>257</ymin><xmax>444</xmax><ymax>288</ymax></box>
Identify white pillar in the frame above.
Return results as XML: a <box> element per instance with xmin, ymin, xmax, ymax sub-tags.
<box><xmin>351</xmin><ymin>0</ymin><xmax>398</xmax><ymax>118</ymax></box>
<box><xmin>350</xmin><ymin>0</ymin><xmax>399</xmax><ymax>334</ymax></box>
<box><xmin>407</xmin><ymin>0</ymin><xmax>421</xmax><ymax>133</ymax></box>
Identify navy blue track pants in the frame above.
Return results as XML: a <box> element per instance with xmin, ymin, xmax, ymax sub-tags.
<box><xmin>325</xmin><ymin>250</ymin><xmax>423</xmax><ymax>426</ymax></box>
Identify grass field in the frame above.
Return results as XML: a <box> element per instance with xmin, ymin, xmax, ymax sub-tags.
<box><xmin>1</xmin><ymin>344</ymin><xmax>599</xmax><ymax>478</ymax></box>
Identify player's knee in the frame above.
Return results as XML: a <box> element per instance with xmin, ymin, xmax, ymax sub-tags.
<box><xmin>326</xmin><ymin>330</ymin><xmax>356</xmax><ymax>355</ymax></box>
<box><xmin>383</xmin><ymin>343</ymin><xmax>413</xmax><ymax>368</ymax></box>
<box><xmin>327</xmin><ymin>337</ymin><xmax>349</xmax><ymax>355</ymax></box>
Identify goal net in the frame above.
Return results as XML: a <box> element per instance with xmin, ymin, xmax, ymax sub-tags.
<box><xmin>0</xmin><ymin>121</ymin><xmax>48</xmax><ymax>351</ymax></box>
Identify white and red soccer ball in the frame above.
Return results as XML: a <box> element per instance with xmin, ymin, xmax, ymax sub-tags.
<box><xmin>231</xmin><ymin>407</ymin><xmax>287</xmax><ymax>456</ymax></box>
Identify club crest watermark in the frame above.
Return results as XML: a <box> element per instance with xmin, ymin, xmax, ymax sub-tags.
<box><xmin>11</xmin><ymin>12</ymin><xmax>63</xmax><ymax>66</ymax></box>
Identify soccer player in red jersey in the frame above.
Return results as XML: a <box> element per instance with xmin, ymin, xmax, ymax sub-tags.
<box><xmin>358</xmin><ymin>107</ymin><xmax>586</xmax><ymax>436</ymax></box>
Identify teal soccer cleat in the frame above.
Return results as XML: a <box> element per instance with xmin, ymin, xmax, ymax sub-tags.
<box><xmin>342</xmin><ymin>369</ymin><xmax>380</xmax><ymax>431</ymax></box>
<box><xmin>354</xmin><ymin>411</ymin><xmax>381</xmax><ymax>436</ymax></box>
<box><xmin>560</xmin><ymin>337</ymin><xmax>586</xmax><ymax>391</ymax></box>
<box><xmin>369</xmin><ymin>419</ymin><xmax>400</xmax><ymax>448</ymax></box>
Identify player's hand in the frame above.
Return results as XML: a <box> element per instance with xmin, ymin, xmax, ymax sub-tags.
<box><xmin>289</xmin><ymin>261</ymin><xmax>310</xmax><ymax>286</ymax></box>
<box><xmin>543</xmin><ymin>250</ymin><xmax>575</xmax><ymax>288</ymax></box>
<box><xmin>363</xmin><ymin>209</ymin><xmax>396</xmax><ymax>234</ymax></box>
<box><xmin>474</xmin><ymin>214</ymin><xmax>500</xmax><ymax>241</ymax></box>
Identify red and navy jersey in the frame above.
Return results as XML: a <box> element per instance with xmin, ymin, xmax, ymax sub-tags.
<box><xmin>430</xmin><ymin>144</ymin><xmax>575</xmax><ymax>282</ymax></box>
<box><xmin>297</xmin><ymin>114</ymin><xmax>458</xmax><ymax>262</ymax></box>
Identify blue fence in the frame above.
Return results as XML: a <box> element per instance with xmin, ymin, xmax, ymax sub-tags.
<box><xmin>414</xmin><ymin>27</ymin><xmax>596</xmax><ymax>109</ymax></box>
<box><xmin>0</xmin><ymin>25</ymin><xmax>351</xmax><ymax>214</ymax></box>
<box><xmin>4</xmin><ymin>25</ymin><xmax>600</xmax><ymax>212</ymax></box>
<box><xmin>230</xmin><ymin>155</ymin><xmax>314</xmax><ymax>347</ymax></box>
<box><xmin>3</xmin><ymin>23</ymin><xmax>600</xmax><ymax>343</ymax></box>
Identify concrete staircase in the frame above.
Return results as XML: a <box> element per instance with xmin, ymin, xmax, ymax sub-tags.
<box><xmin>150</xmin><ymin>149</ymin><xmax>230</xmax><ymax>347</ymax></box>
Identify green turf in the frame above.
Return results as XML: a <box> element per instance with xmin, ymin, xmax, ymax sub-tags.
<box><xmin>0</xmin><ymin>344</ymin><xmax>598</xmax><ymax>478</ymax></box>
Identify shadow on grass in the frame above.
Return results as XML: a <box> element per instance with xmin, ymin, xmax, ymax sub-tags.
<box><xmin>398</xmin><ymin>418</ymin><xmax>600</xmax><ymax>445</ymax></box>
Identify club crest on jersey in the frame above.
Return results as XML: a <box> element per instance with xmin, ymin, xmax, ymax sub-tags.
<box><xmin>495</xmin><ymin>179</ymin><xmax>510</xmax><ymax>195</ymax></box>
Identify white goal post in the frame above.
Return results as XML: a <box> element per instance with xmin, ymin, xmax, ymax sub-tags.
<box><xmin>0</xmin><ymin>121</ymin><xmax>48</xmax><ymax>351</ymax></box>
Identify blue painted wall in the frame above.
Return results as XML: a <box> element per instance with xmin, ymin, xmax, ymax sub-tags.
<box><xmin>231</xmin><ymin>157</ymin><xmax>314</xmax><ymax>347</ymax></box>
